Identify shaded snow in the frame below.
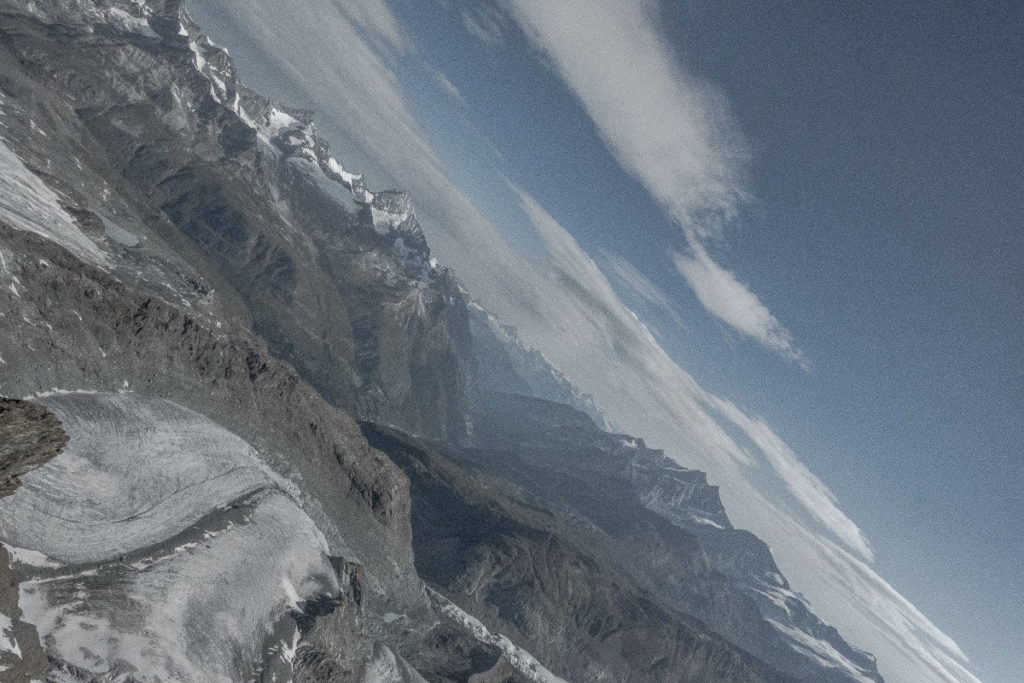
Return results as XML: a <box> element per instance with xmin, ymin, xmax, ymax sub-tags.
<box><xmin>768</xmin><ymin>618</ymin><xmax>877</xmax><ymax>683</ymax></box>
<box><xmin>0</xmin><ymin>393</ymin><xmax>341</xmax><ymax>681</ymax></box>
<box><xmin>362</xmin><ymin>642</ymin><xmax>427</xmax><ymax>683</ymax></box>
<box><xmin>0</xmin><ymin>139</ymin><xmax>106</xmax><ymax>266</ymax></box>
<box><xmin>268</xmin><ymin>107</ymin><xmax>300</xmax><ymax>132</ymax></box>
<box><xmin>100</xmin><ymin>215</ymin><xmax>140</xmax><ymax>247</ymax></box>
<box><xmin>104</xmin><ymin>7</ymin><xmax>158</xmax><ymax>37</ymax></box>
<box><xmin>1</xmin><ymin>544</ymin><xmax>61</xmax><ymax>569</ymax></box>
<box><xmin>0</xmin><ymin>393</ymin><xmax>277</xmax><ymax>564</ymax></box>
<box><xmin>370</xmin><ymin>206</ymin><xmax>410</xmax><ymax>234</ymax></box>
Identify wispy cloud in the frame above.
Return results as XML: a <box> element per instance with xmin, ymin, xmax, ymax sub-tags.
<box><xmin>597</xmin><ymin>250</ymin><xmax>688</xmax><ymax>333</ymax></box>
<box><xmin>789</xmin><ymin>529</ymin><xmax>980</xmax><ymax>683</ymax></box>
<box><xmin>504</xmin><ymin>0</ymin><xmax>806</xmax><ymax>364</ymax></box>
<box><xmin>432</xmin><ymin>69</ymin><xmax>465</xmax><ymax>106</ymax></box>
<box><xmin>334</xmin><ymin>0</ymin><xmax>408</xmax><ymax>63</ymax></box>
<box><xmin>702</xmin><ymin>392</ymin><xmax>868</xmax><ymax>558</ymax></box>
<box><xmin>460</xmin><ymin>4</ymin><xmax>511</xmax><ymax>48</ymax></box>
<box><xmin>673</xmin><ymin>246</ymin><xmax>808</xmax><ymax>366</ymax></box>
<box><xmin>506</xmin><ymin>0</ymin><xmax>744</xmax><ymax>222</ymax></box>
<box><xmin>497</xmin><ymin>180</ymin><xmax>974</xmax><ymax>683</ymax></box>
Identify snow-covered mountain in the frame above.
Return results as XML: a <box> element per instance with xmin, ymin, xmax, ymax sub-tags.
<box><xmin>0</xmin><ymin>0</ymin><xmax>886</xmax><ymax>680</ymax></box>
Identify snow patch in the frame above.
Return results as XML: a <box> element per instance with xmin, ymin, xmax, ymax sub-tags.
<box><xmin>362</xmin><ymin>643</ymin><xmax>426</xmax><ymax>683</ymax></box>
<box><xmin>430</xmin><ymin>589</ymin><xmax>565</xmax><ymax>683</ymax></box>
<box><xmin>370</xmin><ymin>206</ymin><xmax>410</xmax><ymax>234</ymax></box>
<box><xmin>1</xmin><ymin>393</ymin><xmax>341</xmax><ymax>681</ymax></box>
<box><xmin>268</xmin><ymin>107</ymin><xmax>300</xmax><ymax>132</ymax></box>
<box><xmin>768</xmin><ymin>619</ymin><xmax>876</xmax><ymax>683</ymax></box>
<box><xmin>2</xmin><ymin>543</ymin><xmax>61</xmax><ymax>569</ymax></box>
<box><xmin>188</xmin><ymin>40</ymin><xmax>206</xmax><ymax>71</ymax></box>
<box><xmin>0</xmin><ymin>612</ymin><xmax>21</xmax><ymax>660</ymax></box>
<box><xmin>20</xmin><ymin>388</ymin><xmax>98</xmax><ymax>401</ymax></box>
<box><xmin>693</xmin><ymin>516</ymin><xmax>727</xmax><ymax>529</ymax></box>
<box><xmin>104</xmin><ymin>7</ymin><xmax>157</xmax><ymax>38</ymax></box>
<box><xmin>280</xmin><ymin>575</ymin><xmax>302</xmax><ymax>612</ymax></box>
<box><xmin>100</xmin><ymin>216</ymin><xmax>139</xmax><ymax>247</ymax></box>
<box><xmin>281</xmin><ymin>626</ymin><xmax>300</xmax><ymax>665</ymax></box>
<box><xmin>0</xmin><ymin>139</ymin><xmax>106</xmax><ymax>267</ymax></box>
<box><xmin>325</xmin><ymin>157</ymin><xmax>372</xmax><ymax>201</ymax></box>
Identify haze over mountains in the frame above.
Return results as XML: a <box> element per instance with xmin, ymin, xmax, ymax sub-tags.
<box><xmin>0</xmin><ymin>1</ymin><xmax>993</xmax><ymax>682</ymax></box>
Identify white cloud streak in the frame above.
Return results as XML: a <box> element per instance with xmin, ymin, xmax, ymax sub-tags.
<box><xmin>703</xmin><ymin>392</ymin><xmax>869</xmax><ymax>559</ymax></box>
<box><xmin>460</xmin><ymin>4</ymin><xmax>511</xmax><ymax>48</ymax></box>
<box><xmin>673</xmin><ymin>246</ymin><xmax>808</xmax><ymax>366</ymax></box>
<box><xmin>597</xmin><ymin>250</ymin><xmax>688</xmax><ymax>332</ymax></box>
<box><xmin>505</xmin><ymin>0</ymin><xmax>806</xmax><ymax>364</ymax></box>
<box><xmin>334</xmin><ymin>0</ymin><xmax>407</xmax><ymax>62</ymax></box>
<box><xmin>512</xmin><ymin>184</ymin><xmax>864</xmax><ymax>561</ymax></box>
<box><xmin>432</xmin><ymin>69</ymin><xmax>465</xmax><ymax>106</ymax></box>
<box><xmin>185</xmin><ymin>3</ymin><xmax>978</xmax><ymax>680</ymax></box>
<box><xmin>506</xmin><ymin>0</ymin><xmax>745</xmax><ymax>223</ymax></box>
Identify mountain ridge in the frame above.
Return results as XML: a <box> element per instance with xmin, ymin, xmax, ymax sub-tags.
<box><xmin>0</xmin><ymin>0</ymin><xmax>884</xmax><ymax>680</ymax></box>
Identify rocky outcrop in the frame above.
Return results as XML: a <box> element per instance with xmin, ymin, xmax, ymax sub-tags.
<box><xmin>0</xmin><ymin>223</ymin><xmax>410</xmax><ymax>543</ymax></box>
<box><xmin>0</xmin><ymin>398</ymin><xmax>68</xmax><ymax>497</ymax></box>
<box><xmin>473</xmin><ymin>394</ymin><xmax>881</xmax><ymax>682</ymax></box>
<box><xmin>0</xmin><ymin>1</ymin><xmax>528</xmax><ymax>678</ymax></box>
<box><xmin>0</xmin><ymin>398</ymin><xmax>63</xmax><ymax>681</ymax></box>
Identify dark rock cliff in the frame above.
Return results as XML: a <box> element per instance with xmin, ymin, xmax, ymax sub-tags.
<box><xmin>0</xmin><ymin>398</ymin><xmax>64</xmax><ymax>681</ymax></box>
<box><xmin>0</xmin><ymin>398</ymin><xmax>68</xmax><ymax>497</ymax></box>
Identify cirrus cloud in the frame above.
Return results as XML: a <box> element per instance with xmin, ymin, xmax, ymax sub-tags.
<box><xmin>673</xmin><ymin>245</ymin><xmax>808</xmax><ymax>366</ymax></box>
<box><xmin>505</xmin><ymin>0</ymin><xmax>806</xmax><ymax>365</ymax></box>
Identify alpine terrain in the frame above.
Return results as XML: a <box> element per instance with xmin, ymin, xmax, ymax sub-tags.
<box><xmin>0</xmin><ymin>1</ymin><xmax>887</xmax><ymax>681</ymax></box>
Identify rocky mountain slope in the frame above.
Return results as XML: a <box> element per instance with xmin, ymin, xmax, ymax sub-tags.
<box><xmin>0</xmin><ymin>0</ymin><xmax>883</xmax><ymax>681</ymax></box>
<box><xmin>356</xmin><ymin>392</ymin><xmax>883</xmax><ymax>682</ymax></box>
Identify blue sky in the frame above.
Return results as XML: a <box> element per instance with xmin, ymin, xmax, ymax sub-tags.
<box><xmin>188</xmin><ymin>2</ymin><xmax>1021</xmax><ymax>680</ymax></box>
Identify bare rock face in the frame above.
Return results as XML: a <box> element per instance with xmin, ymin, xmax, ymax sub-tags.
<box><xmin>0</xmin><ymin>398</ymin><xmax>68</xmax><ymax>497</ymax></box>
<box><xmin>466</xmin><ymin>302</ymin><xmax>606</xmax><ymax>429</ymax></box>
<box><xmin>0</xmin><ymin>225</ymin><xmax>411</xmax><ymax>545</ymax></box>
<box><xmin>0</xmin><ymin>0</ymin><xmax>510</xmax><ymax>678</ymax></box>
<box><xmin>0</xmin><ymin>544</ymin><xmax>49</xmax><ymax>682</ymax></box>
<box><xmin>0</xmin><ymin>0</ymin><xmax>432</xmax><ymax>677</ymax></box>
<box><xmin>0</xmin><ymin>398</ymin><xmax>64</xmax><ymax>681</ymax></box>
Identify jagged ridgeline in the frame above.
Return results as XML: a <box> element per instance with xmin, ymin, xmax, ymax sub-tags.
<box><xmin>0</xmin><ymin>1</ymin><xmax>882</xmax><ymax>681</ymax></box>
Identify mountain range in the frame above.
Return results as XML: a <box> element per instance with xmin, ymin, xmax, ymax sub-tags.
<box><xmin>0</xmin><ymin>1</ymin><xmax>887</xmax><ymax>681</ymax></box>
